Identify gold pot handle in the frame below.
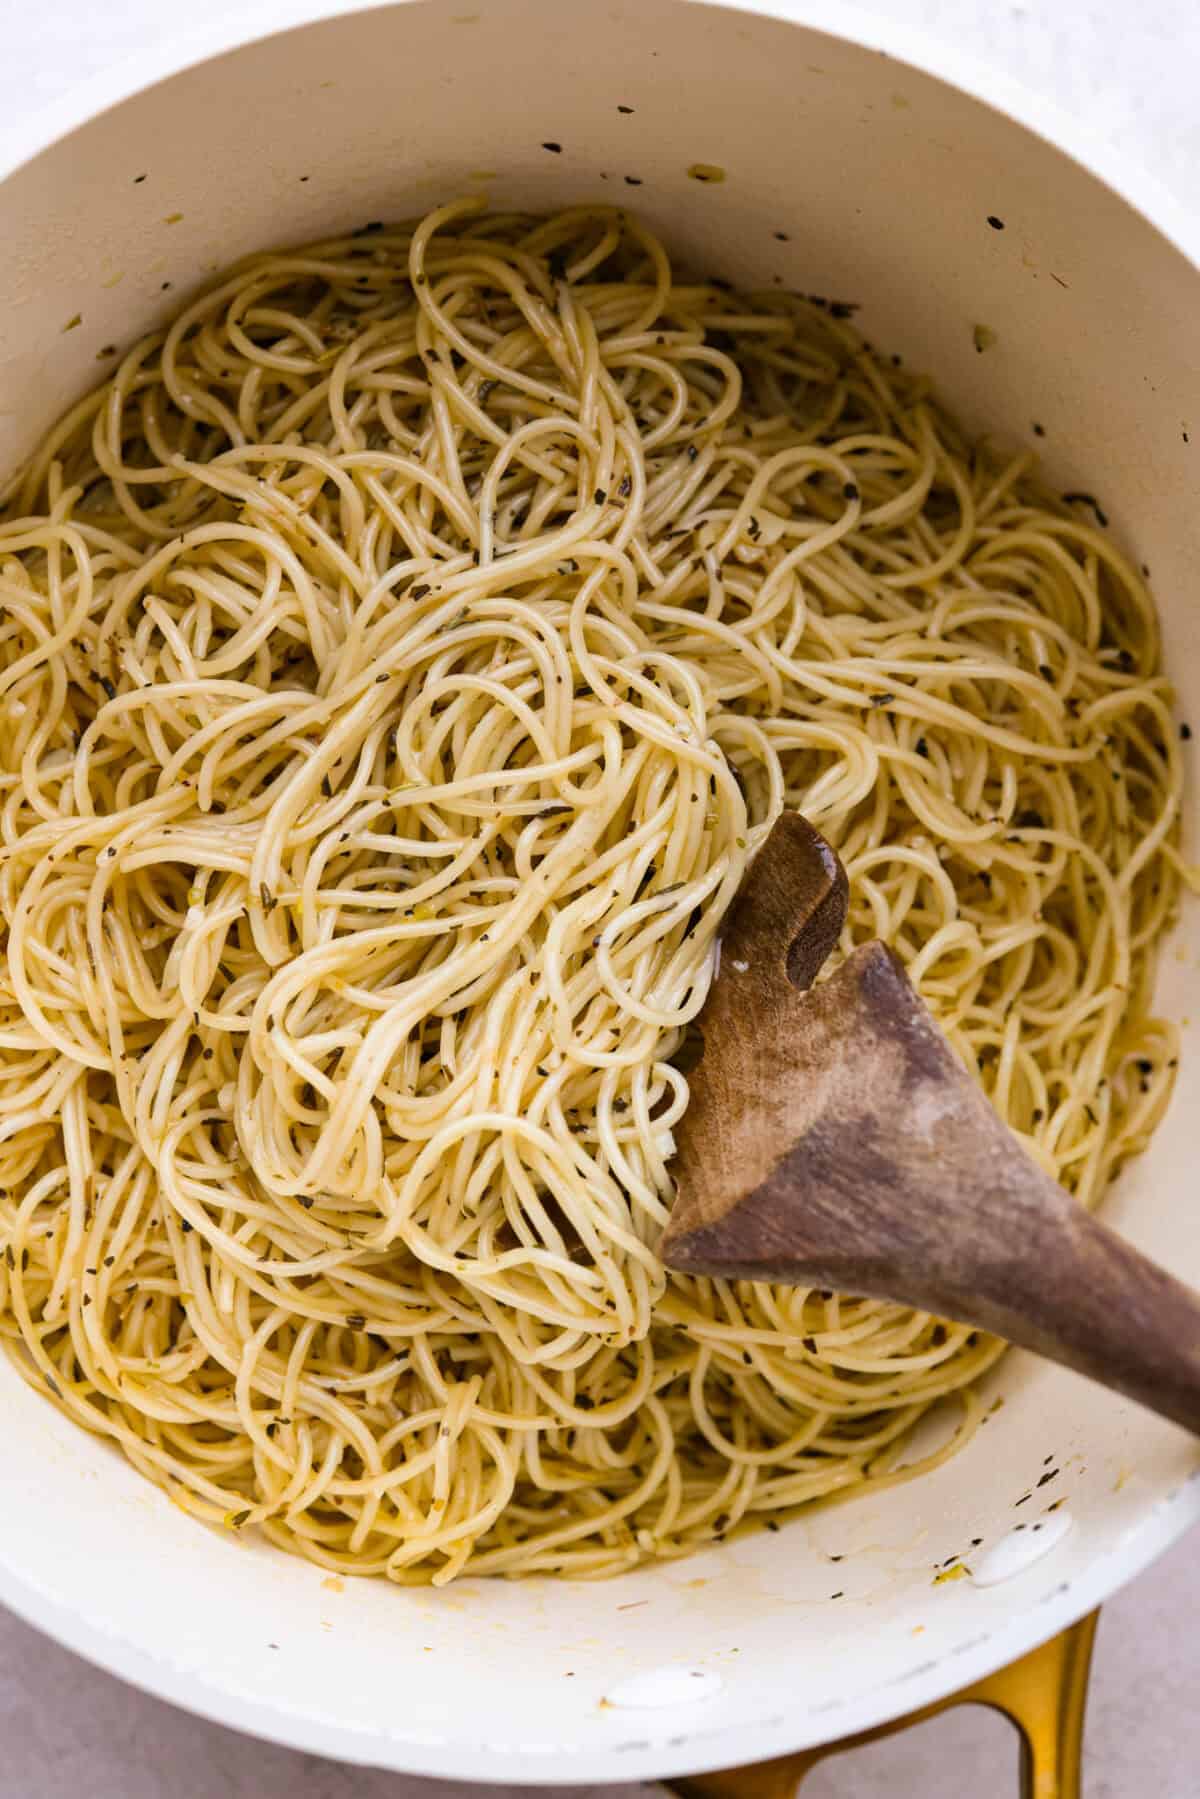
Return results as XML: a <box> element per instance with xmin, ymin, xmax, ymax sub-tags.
<box><xmin>666</xmin><ymin>1609</ymin><xmax>1099</xmax><ymax>1799</ymax></box>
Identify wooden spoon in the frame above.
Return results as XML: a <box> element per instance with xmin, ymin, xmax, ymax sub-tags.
<box><xmin>662</xmin><ymin>811</ymin><xmax>1200</xmax><ymax>1434</ymax></box>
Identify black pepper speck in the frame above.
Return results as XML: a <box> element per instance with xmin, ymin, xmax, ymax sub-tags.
<box><xmin>1062</xmin><ymin>490</ymin><xmax>1109</xmax><ymax>528</ymax></box>
<box><xmin>987</xmin><ymin>215</ymin><xmax>1005</xmax><ymax>230</ymax></box>
<box><xmin>542</xmin><ymin>142</ymin><xmax>563</xmax><ymax>154</ymax></box>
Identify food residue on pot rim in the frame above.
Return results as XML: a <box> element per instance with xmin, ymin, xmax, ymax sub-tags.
<box><xmin>1062</xmin><ymin>490</ymin><xmax>1109</xmax><ymax>527</ymax></box>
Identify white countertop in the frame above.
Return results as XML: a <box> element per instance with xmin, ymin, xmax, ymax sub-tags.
<box><xmin>0</xmin><ymin>0</ymin><xmax>1198</xmax><ymax>1792</ymax></box>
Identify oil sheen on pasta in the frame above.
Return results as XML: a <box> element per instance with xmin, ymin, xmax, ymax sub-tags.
<box><xmin>0</xmin><ymin>200</ymin><xmax>1184</xmax><ymax>1583</ymax></box>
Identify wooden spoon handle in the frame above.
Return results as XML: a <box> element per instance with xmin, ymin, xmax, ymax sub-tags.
<box><xmin>675</xmin><ymin>1137</ymin><xmax>1200</xmax><ymax>1436</ymax></box>
<box><xmin>936</xmin><ymin>1175</ymin><xmax>1200</xmax><ymax>1436</ymax></box>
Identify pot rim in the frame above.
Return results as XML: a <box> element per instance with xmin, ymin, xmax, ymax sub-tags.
<box><xmin>0</xmin><ymin>0</ymin><xmax>1197</xmax><ymax>1780</ymax></box>
<box><xmin>2</xmin><ymin>1467</ymin><xmax>1197</xmax><ymax>1781</ymax></box>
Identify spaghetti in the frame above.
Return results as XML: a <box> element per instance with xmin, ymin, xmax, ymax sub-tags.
<box><xmin>0</xmin><ymin>199</ymin><xmax>1183</xmax><ymax>1582</ymax></box>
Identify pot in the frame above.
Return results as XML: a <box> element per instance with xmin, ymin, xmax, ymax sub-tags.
<box><xmin>0</xmin><ymin>0</ymin><xmax>1197</xmax><ymax>1783</ymax></box>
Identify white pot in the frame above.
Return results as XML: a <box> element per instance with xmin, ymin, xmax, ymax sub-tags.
<box><xmin>1</xmin><ymin>0</ymin><xmax>1198</xmax><ymax>1782</ymax></box>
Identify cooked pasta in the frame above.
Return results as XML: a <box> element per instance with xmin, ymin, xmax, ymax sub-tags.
<box><xmin>0</xmin><ymin>198</ymin><xmax>1183</xmax><ymax>1582</ymax></box>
